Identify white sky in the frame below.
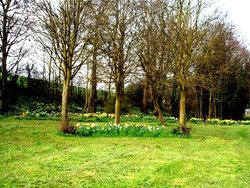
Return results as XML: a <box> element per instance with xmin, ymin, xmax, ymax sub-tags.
<box><xmin>217</xmin><ymin>0</ymin><xmax>250</xmax><ymax>50</ymax></box>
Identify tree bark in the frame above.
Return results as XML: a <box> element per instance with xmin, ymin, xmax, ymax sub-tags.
<box><xmin>142</xmin><ymin>80</ymin><xmax>148</xmax><ymax>113</ymax></box>
<box><xmin>208</xmin><ymin>89</ymin><xmax>212</xmax><ymax>119</ymax></box>
<box><xmin>87</xmin><ymin>51</ymin><xmax>98</xmax><ymax>113</ymax></box>
<box><xmin>150</xmin><ymin>86</ymin><xmax>165</xmax><ymax>125</ymax></box>
<box><xmin>199</xmin><ymin>88</ymin><xmax>203</xmax><ymax>119</ymax></box>
<box><xmin>115</xmin><ymin>90</ymin><xmax>121</xmax><ymax>125</ymax></box>
<box><xmin>179</xmin><ymin>84</ymin><xmax>186</xmax><ymax>128</ymax></box>
<box><xmin>114</xmin><ymin>82</ymin><xmax>123</xmax><ymax>125</ymax></box>
<box><xmin>213</xmin><ymin>95</ymin><xmax>217</xmax><ymax>118</ymax></box>
<box><xmin>0</xmin><ymin>59</ymin><xmax>7</xmax><ymax>114</ymax></box>
<box><xmin>0</xmin><ymin>6</ymin><xmax>8</xmax><ymax>114</ymax></box>
<box><xmin>83</xmin><ymin>60</ymin><xmax>90</xmax><ymax>113</ymax></box>
<box><xmin>60</xmin><ymin>71</ymin><xmax>71</xmax><ymax>131</ymax></box>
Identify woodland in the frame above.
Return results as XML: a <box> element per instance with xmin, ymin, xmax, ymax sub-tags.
<box><xmin>1</xmin><ymin>0</ymin><xmax>250</xmax><ymax>187</ymax></box>
<box><xmin>0</xmin><ymin>0</ymin><xmax>249</xmax><ymax>133</ymax></box>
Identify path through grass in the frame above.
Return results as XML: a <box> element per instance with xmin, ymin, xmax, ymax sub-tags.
<box><xmin>0</xmin><ymin>118</ymin><xmax>250</xmax><ymax>187</ymax></box>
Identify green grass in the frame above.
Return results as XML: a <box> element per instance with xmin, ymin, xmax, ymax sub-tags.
<box><xmin>0</xmin><ymin>117</ymin><xmax>250</xmax><ymax>187</ymax></box>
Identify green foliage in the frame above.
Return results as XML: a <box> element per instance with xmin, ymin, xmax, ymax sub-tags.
<box><xmin>0</xmin><ymin>115</ymin><xmax>6</xmax><ymax>120</ymax></box>
<box><xmin>125</xmin><ymin>83</ymin><xmax>144</xmax><ymax>108</ymax></box>
<box><xmin>103</xmin><ymin>100</ymin><xmax>115</xmax><ymax>114</ymax></box>
<box><xmin>12</xmin><ymin>100</ymin><xmax>60</xmax><ymax>114</ymax></box>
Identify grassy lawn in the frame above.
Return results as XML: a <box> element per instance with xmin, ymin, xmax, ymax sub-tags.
<box><xmin>0</xmin><ymin>117</ymin><xmax>250</xmax><ymax>187</ymax></box>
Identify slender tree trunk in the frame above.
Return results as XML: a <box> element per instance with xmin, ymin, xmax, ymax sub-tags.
<box><xmin>142</xmin><ymin>80</ymin><xmax>148</xmax><ymax>113</ymax></box>
<box><xmin>179</xmin><ymin>84</ymin><xmax>187</xmax><ymax>129</ymax></box>
<box><xmin>0</xmin><ymin>59</ymin><xmax>7</xmax><ymax>114</ymax></box>
<box><xmin>208</xmin><ymin>89</ymin><xmax>212</xmax><ymax>119</ymax></box>
<box><xmin>220</xmin><ymin>93</ymin><xmax>223</xmax><ymax>119</ymax></box>
<box><xmin>0</xmin><ymin>8</ymin><xmax>8</xmax><ymax>114</ymax></box>
<box><xmin>56</xmin><ymin>69</ymin><xmax>62</xmax><ymax>106</ymax></box>
<box><xmin>108</xmin><ymin>77</ymin><xmax>111</xmax><ymax>100</ymax></box>
<box><xmin>84</xmin><ymin>62</ymin><xmax>90</xmax><ymax>113</ymax></box>
<box><xmin>199</xmin><ymin>88</ymin><xmax>203</xmax><ymax>119</ymax></box>
<box><xmin>48</xmin><ymin>53</ymin><xmax>52</xmax><ymax>101</ymax></box>
<box><xmin>213</xmin><ymin>96</ymin><xmax>216</xmax><ymax>118</ymax></box>
<box><xmin>150</xmin><ymin>86</ymin><xmax>165</xmax><ymax>125</ymax></box>
<box><xmin>87</xmin><ymin>50</ymin><xmax>97</xmax><ymax>113</ymax></box>
<box><xmin>84</xmin><ymin>81</ymin><xmax>89</xmax><ymax>113</ymax></box>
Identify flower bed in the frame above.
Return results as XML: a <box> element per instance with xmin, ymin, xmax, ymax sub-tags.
<box><xmin>189</xmin><ymin>118</ymin><xmax>250</xmax><ymax>125</ymax></box>
<box><xmin>75</xmin><ymin>122</ymin><xmax>170</xmax><ymax>137</ymax></box>
<box><xmin>80</xmin><ymin>113</ymin><xmax>178</xmax><ymax>123</ymax></box>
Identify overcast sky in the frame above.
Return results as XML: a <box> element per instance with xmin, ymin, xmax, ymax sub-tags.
<box><xmin>217</xmin><ymin>0</ymin><xmax>250</xmax><ymax>49</ymax></box>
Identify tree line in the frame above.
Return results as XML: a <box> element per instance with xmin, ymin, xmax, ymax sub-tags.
<box><xmin>0</xmin><ymin>0</ymin><xmax>249</xmax><ymax>133</ymax></box>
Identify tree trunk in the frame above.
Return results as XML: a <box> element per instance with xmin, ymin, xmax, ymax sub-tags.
<box><xmin>199</xmin><ymin>88</ymin><xmax>203</xmax><ymax>119</ymax></box>
<box><xmin>48</xmin><ymin>53</ymin><xmax>53</xmax><ymax>101</ymax></box>
<box><xmin>115</xmin><ymin>91</ymin><xmax>121</xmax><ymax>125</ymax></box>
<box><xmin>213</xmin><ymin>95</ymin><xmax>217</xmax><ymax>118</ymax></box>
<box><xmin>87</xmin><ymin>51</ymin><xmax>97</xmax><ymax>113</ymax></box>
<box><xmin>55</xmin><ymin>69</ymin><xmax>62</xmax><ymax>106</ymax></box>
<box><xmin>83</xmin><ymin>81</ymin><xmax>89</xmax><ymax>113</ymax></box>
<box><xmin>150</xmin><ymin>86</ymin><xmax>165</xmax><ymax>125</ymax></box>
<box><xmin>0</xmin><ymin>9</ymin><xmax>8</xmax><ymax>114</ymax></box>
<box><xmin>0</xmin><ymin>62</ymin><xmax>7</xmax><ymax>114</ymax></box>
<box><xmin>60</xmin><ymin>72</ymin><xmax>71</xmax><ymax>132</ymax></box>
<box><xmin>108</xmin><ymin>77</ymin><xmax>111</xmax><ymax>100</ymax></box>
<box><xmin>142</xmin><ymin>80</ymin><xmax>148</xmax><ymax>113</ymax></box>
<box><xmin>83</xmin><ymin>62</ymin><xmax>90</xmax><ymax>113</ymax></box>
<box><xmin>208</xmin><ymin>89</ymin><xmax>212</xmax><ymax>119</ymax></box>
<box><xmin>179</xmin><ymin>84</ymin><xmax>187</xmax><ymax>129</ymax></box>
<box><xmin>220</xmin><ymin>93</ymin><xmax>223</xmax><ymax>119</ymax></box>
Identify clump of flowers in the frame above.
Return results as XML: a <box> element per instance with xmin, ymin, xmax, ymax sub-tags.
<box><xmin>121</xmin><ymin>114</ymin><xmax>158</xmax><ymax>122</ymax></box>
<box><xmin>80</xmin><ymin>113</ymin><xmax>178</xmax><ymax>124</ymax></box>
<box><xmin>74</xmin><ymin>122</ymin><xmax>170</xmax><ymax>137</ymax></box>
<box><xmin>16</xmin><ymin>111</ymin><xmax>60</xmax><ymax>120</ymax></box>
<box><xmin>80</xmin><ymin>113</ymin><xmax>115</xmax><ymax>122</ymax></box>
<box><xmin>239</xmin><ymin>120</ymin><xmax>250</xmax><ymax>125</ymax></box>
<box><xmin>82</xmin><ymin>112</ymin><xmax>115</xmax><ymax>118</ymax></box>
<box><xmin>189</xmin><ymin>118</ymin><xmax>203</xmax><ymax>124</ymax></box>
<box><xmin>189</xmin><ymin>118</ymin><xmax>249</xmax><ymax>125</ymax></box>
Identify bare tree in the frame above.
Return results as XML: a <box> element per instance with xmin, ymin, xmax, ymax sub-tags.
<box><xmin>137</xmin><ymin>0</ymin><xmax>170</xmax><ymax>124</ymax></box>
<box><xmin>85</xmin><ymin>0</ymin><xmax>108</xmax><ymax>113</ymax></box>
<box><xmin>101</xmin><ymin>0</ymin><xmax>138</xmax><ymax>124</ymax></box>
<box><xmin>0</xmin><ymin>0</ymin><xmax>31</xmax><ymax>113</ymax></box>
<box><xmin>36</xmin><ymin>0</ymin><xmax>92</xmax><ymax>132</ymax></box>
<box><xmin>196</xmin><ymin>20</ymin><xmax>250</xmax><ymax>120</ymax></box>
<box><xmin>161</xmin><ymin>0</ymin><xmax>212</xmax><ymax>133</ymax></box>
